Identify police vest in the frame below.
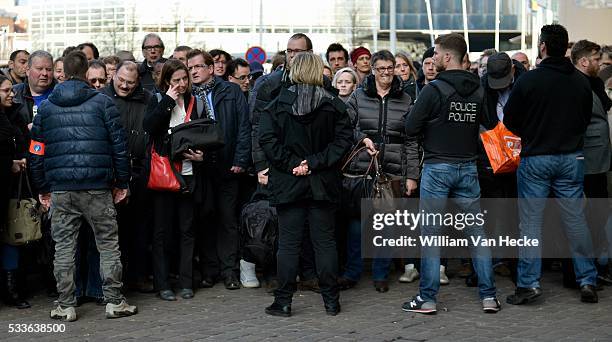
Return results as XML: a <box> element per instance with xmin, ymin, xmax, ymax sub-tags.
<box><xmin>422</xmin><ymin>79</ymin><xmax>484</xmax><ymax>160</ymax></box>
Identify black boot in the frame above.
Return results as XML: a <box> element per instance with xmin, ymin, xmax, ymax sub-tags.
<box><xmin>322</xmin><ymin>287</ymin><xmax>341</xmax><ymax>316</ymax></box>
<box><xmin>4</xmin><ymin>271</ymin><xmax>30</xmax><ymax>309</ymax></box>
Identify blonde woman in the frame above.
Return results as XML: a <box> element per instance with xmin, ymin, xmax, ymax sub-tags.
<box><xmin>395</xmin><ymin>51</ymin><xmax>418</xmax><ymax>102</ymax></box>
<box><xmin>259</xmin><ymin>53</ymin><xmax>353</xmax><ymax>317</ymax></box>
<box><xmin>332</xmin><ymin>67</ymin><xmax>359</xmax><ymax>102</ymax></box>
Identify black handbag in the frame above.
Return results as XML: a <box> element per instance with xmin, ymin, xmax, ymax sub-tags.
<box><xmin>340</xmin><ymin>145</ymin><xmax>375</xmax><ymax>218</ymax></box>
<box><xmin>169</xmin><ymin>118</ymin><xmax>225</xmax><ymax>161</ymax></box>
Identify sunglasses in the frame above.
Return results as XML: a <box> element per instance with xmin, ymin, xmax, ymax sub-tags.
<box><xmin>89</xmin><ymin>78</ymin><xmax>107</xmax><ymax>85</ymax></box>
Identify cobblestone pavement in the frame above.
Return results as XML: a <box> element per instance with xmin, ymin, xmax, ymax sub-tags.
<box><xmin>0</xmin><ymin>267</ymin><xmax>611</xmax><ymax>341</ymax></box>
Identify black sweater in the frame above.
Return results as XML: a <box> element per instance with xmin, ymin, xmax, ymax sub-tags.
<box><xmin>503</xmin><ymin>56</ymin><xmax>592</xmax><ymax>157</ymax></box>
<box><xmin>405</xmin><ymin>69</ymin><xmax>494</xmax><ymax>163</ymax></box>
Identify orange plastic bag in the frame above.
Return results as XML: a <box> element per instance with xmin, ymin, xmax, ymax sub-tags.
<box><xmin>480</xmin><ymin>122</ymin><xmax>521</xmax><ymax>174</ymax></box>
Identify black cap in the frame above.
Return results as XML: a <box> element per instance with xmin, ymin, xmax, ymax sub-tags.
<box><xmin>487</xmin><ymin>52</ymin><xmax>513</xmax><ymax>89</ymax></box>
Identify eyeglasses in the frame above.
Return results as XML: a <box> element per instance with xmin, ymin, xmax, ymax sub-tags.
<box><xmin>188</xmin><ymin>64</ymin><xmax>210</xmax><ymax>72</ymax></box>
<box><xmin>285</xmin><ymin>48</ymin><xmax>308</xmax><ymax>55</ymax></box>
<box><xmin>231</xmin><ymin>74</ymin><xmax>251</xmax><ymax>81</ymax></box>
<box><xmin>116</xmin><ymin>77</ymin><xmax>137</xmax><ymax>87</ymax></box>
<box><xmin>89</xmin><ymin>78</ymin><xmax>106</xmax><ymax>85</ymax></box>
<box><xmin>373</xmin><ymin>66</ymin><xmax>395</xmax><ymax>74</ymax></box>
<box><xmin>143</xmin><ymin>45</ymin><xmax>163</xmax><ymax>51</ymax></box>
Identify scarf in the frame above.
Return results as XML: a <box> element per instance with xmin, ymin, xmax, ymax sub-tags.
<box><xmin>193</xmin><ymin>78</ymin><xmax>216</xmax><ymax>119</ymax></box>
<box><xmin>289</xmin><ymin>84</ymin><xmax>331</xmax><ymax>116</ymax></box>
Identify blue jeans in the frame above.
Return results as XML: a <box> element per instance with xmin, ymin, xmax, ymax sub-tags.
<box><xmin>1</xmin><ymin>244</ymin><xmax>19</xmax><ymax>271</ymax></box>
<box><xmin>516</xmin><ymin>152</ymin><xmax>597</xmax><ymax>288</ymax></box>
<box><xmin>343</xmin><ymin>219</ymin><xmax>392</xmax><ymax>281</ymax></box>
<box><xmin>418</xmin><ymin>162</ymin><xmax>496</xmax><ymax>302</ymax></box>
<box><xmin>343</xmin><ymin>219</ymin><xmax>363</xmax><ymax>281</ymax></box>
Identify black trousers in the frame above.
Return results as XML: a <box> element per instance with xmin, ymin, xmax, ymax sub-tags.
<box><xmin>117</xmin><ymin>176</ymin><xmax>152</xmax><ymax>281</ymax></box>
<box><xmin>198</xmin><ymin>175</ymin><xmax>240</xmax><ymax>279</ymax></box>
<box><xmin>562</xmin><ymin>173</ymin><xmax>608</xmax><ymax>285</ymax></box>
<box><xmin>584</xmin><ymin>173</ymin><xmax>609</xmax><ymax>267</ymax></box>
<box><xmin>152</xmin><ymin>188</ymin><xmax>195</xmax><ymax>290</ymax></box>
<box><xmin>274</xmin><ymin>200</ymin><xmax>339</xmax><ymax>305</ymax></box>
<box><xmin>299</xmin><ymin>227</ymin><xmax>318</xmax><ymax>281</ymax></box>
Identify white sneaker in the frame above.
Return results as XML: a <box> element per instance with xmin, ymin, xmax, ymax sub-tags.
<box><xmin>105</xmin><ymin>300</ymin><xmax>138</xmax><ymax>319</ymax></box>
<box><xmin>240</xmin><ymin>259</ymin><xmax>260</xmax><ymax>288</ymax></box>
<box><xmin>440</xmin><ymin>265</ymin><xmax>450</xmax><ymax>285</ymax></box>
<box><xmin>399</xmin><ymin>264</ymin><xmax>419</xmax><ymax>283</ymax></box>
<box><xmin>50</xmin><ymin>305</ymin><xmax>77</xmax><ymax>322</ymax></box>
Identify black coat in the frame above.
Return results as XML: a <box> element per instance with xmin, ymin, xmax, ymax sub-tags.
<box><xmin>100</xmin><ymin>83</ymin><xmax>153</xmax><ymax>161</ymax></box>
<box><xmin>143</xmin><ymin>92</ymin><xmax>204</xmax><ymax>155</ymax></box>
<box><xmin>0</xmin><ymin>110</ymin><xmax>13</xmax><ymax>225</ymax></box>
<box><xmin>30</xmin><ymin>79</ymin><xmax>130</xmax><ymax>193</ymax></box>
<box><xmin>249</xmin><ymin>70</ymin><xmax>286</xmax><ymax>173</ymax></box>
<box><xmin>503</xmin><ymin>56</ymin><xmax>592</xmax><ymax>157</ymax></box>
<box><xmin>0</xmin><ymin>110</ymin><xmax>15</xmax><ymax>177</ymax></box>
<box><xmin>143</xmin><ymin>92</ymin><xmax>212</xmax><ymax>206</ymax></box>
<box><xmin>12</xmin><ymin>80</ymin><xmax>56</xmax><ymax>124</ymax></box>
<box><xmin>138</xmin><ymin>58</ymin><xmax>166</xmax><ymax>93</ymax></box>
<box><xmin>208</xmin><ymin>77</ymin><xmax>251</xmax><ymax>172</ymax></box>
<box><xmin>250</xmin><ymin>70</ymin><xmax>337</xmax><ymax>173</ymax></box>
<box><xmin>258</xmin><ymin>85</ymin><xmax>353</xmax><ymax>205</ymax></box>
<box><xmin>347</xmin><ymin>74</ymin><xmax>419</xmax><ymax>180</ymax></box>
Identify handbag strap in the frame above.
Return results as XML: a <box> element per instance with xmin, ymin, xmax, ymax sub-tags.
<box><xmin>13</xmin><ymin>171</ymin><xmax>34</xmax><ymax>209</ymax></box>
<box><xmin>373</xmin><ymin>154</ymin><xmax>388</xmax><ymax>181</ymax></box>
<box><xmin>169</xmin><ymin>158</ymin><xmax>188</xmax><ymax>193</ymax></box>
<box><xmin>23</xmin><ymin>171</ymin><xmax>34</xmax><ymax>199</ymax></box>
<box><xmin>16</xmin><ymin>170</ymin><xmax>23</xmax><ymax>202</ymax></box>
<box><xmin>341</xmin><ymin>144</ymin><xmax>376</xmax><ymax>177</ymax></box>
<box><xmin>184</xmin><ymin>96</ymin><xmax>195</xmax><ymax>123</ymax></box>
<box><xmin>341</xmin><ymin>145</ymin><xmax>367</xmax><ymax>171</ymax></box>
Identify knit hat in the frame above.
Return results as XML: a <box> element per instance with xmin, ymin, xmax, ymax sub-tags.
<box><xmin>350</xmin><ymin>47</ymin><xmax>371</xmax><ymax>65</ymax></box>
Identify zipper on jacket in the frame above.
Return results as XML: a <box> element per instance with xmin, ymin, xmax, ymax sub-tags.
<box><xmin>379</xmin><ymin>96</ymin><xmax>388</xmax><ymax>168</ymax></box>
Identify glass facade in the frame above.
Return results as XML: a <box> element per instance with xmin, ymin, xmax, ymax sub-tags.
<box><xmin>380</xmin><ymin>0</ymin><xmax>522</xmax><ymax>31</ymax></box>
<box><xmin>30</xmin><ymin>0</ymin><xmax>130</xmax><ymax>57</ymax></box>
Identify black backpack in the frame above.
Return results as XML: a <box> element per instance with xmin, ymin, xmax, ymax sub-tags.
<box><xmin>239</xmin><ymin>197</ymin><xmax>278</xmax><ymax>267</ymax></box>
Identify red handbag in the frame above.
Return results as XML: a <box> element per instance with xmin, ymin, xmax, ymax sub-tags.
<box><xmin>146</xmin><ymin>97</ymin><xmax>195</xmax><ymax>192</ymax></box>
<box><xmin>147</xmin><ymin>144</ymin><xmax>183</xmax><ymax>192</ymax></box>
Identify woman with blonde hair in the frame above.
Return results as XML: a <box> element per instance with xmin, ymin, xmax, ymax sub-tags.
<box><xmin>332</xmin><ymin>67</ymin><xmax>359</xmax><ymax>102</ymax></box>
<box><xmin>259</xmin><ymin>53</ymin><xmax>353</xmax><ymax>317</ymax></box>
<box><xmin>394</xmin><ymin>51</ymin><xmax>418</xmax><ymax>102</ymax></box>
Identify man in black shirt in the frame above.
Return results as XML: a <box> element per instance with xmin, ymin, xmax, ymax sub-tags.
<box><xmin>403</xmin><ymin>33</ymin><xmax>499</xmax><ymax>315</ymax></box>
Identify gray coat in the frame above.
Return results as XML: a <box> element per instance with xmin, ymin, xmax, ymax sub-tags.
<box><xmin>345</xmin><ymin>74</ymin><xmax>420</xmax><ymax>180</ymax></box>
<box><xmin>584</xmin><ymin>91</ymin><xmax>611</xmax><ymax>175</ymax></box>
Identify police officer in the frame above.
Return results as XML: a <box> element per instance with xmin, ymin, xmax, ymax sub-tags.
<box><xmin>402</xmin><ymin>33</ymin><xmax>499</xmax><ymax>314</ymax></box>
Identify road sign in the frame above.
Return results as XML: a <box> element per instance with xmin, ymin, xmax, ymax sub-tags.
<box><xmin>245</xmin><ymin>46</ymin><xmax>267</xmax><ymax>64</ymax></box>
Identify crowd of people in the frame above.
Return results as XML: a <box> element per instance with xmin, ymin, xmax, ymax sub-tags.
<box><xmin>0</xmin><ymin>23</ymin><xmax>611</xmax><ymax>321</ymax></box>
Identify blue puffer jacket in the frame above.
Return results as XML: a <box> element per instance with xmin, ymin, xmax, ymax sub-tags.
<box><xmin>30</xmin><ymin>79</ymin><xmax>129</xmax><ymax>193</ymax></box>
